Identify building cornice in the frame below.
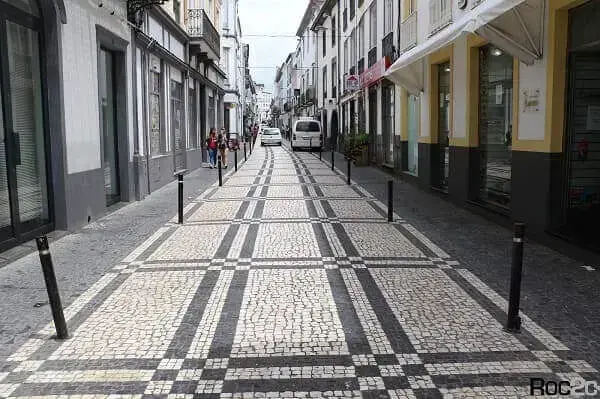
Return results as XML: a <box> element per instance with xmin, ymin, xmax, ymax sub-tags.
<box><xmin>311</xmin><ymin>0</ymin><xmax>336</xmax><ymax>31</ymax></box>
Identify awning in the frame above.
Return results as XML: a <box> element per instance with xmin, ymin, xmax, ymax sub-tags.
<box><xmin>384</xmin><ymin>0</ymin><xmax>544</xmax><ymax>94</ymax></box>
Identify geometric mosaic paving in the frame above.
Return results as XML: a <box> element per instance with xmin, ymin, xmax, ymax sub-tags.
<box><xmin>1</xmin><ymin>144</ymin><xmax>597</xmax><ymax>398</ymax></box>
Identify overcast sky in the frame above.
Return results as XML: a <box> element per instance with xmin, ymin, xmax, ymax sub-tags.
<box><xmin>239</xmin><ymin>0</ymin><xmax>309</xmax><ymax>93</ymax></box>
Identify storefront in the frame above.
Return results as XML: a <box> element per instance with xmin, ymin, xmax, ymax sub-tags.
<box><xmin>555</xmin><ymin>0</ymin><xmax>600</xmax><ymax>251</ymax></box>
<box><xmin>361</xmin><ymin>56</ymin><xmax>391</xmax><ymax>166</ymax></box>
<box><xmin>381</xmin><ymin>81</ymin><xmax>395</xmax><ymax>167</ymax></box>
<box><xmin>476</xmin><ymin>44</ymin><xmax>514</xmax><ymax>210</ymax></box>
<box><xmin>0</xmin><ymin>0</ymin><xmax>53</xmax><ymax>250</ymax></box>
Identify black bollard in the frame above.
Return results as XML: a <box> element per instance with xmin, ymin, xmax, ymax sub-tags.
<box><xmin>506</xmin><ymin>223</ymin><xmax>525</xmax><ymax>333</ymax></box>
<box><xmin>387</xmin><ymin>180</ymin><xmax>394</xmax><ymax>222</ymax></box>
<box><xmin>331</xmin><ymin>148</ymin><xmax>335</xmax><ymax>171</ymax></box>
<box><xmin>234</xmin><ymin>149</ymin><xmax>238</xmax><ymax>171</ymax></box>
<box><xmin>178</xmin><ymin>173</ymin><xmax>184</xmax><ymax>224</ymax></box>
<box><xmin>244</xmin><ymin>141</ymin><xmax>247</xmax><ymax>161</ymax></box>
<box><xmin>347</xmin><ymin>158</ymin><xmax>351</xmax><ymax>185</ymax></box>
<box><xmin>310</xmin><ymin>138</ymin><xmax>313</xmax><ymax>154</ymax></box>
<box><xmin>36</xmin><ymin>236</ymin><xmax>69</xmax><ymax>340</ymax></box>
<box><xmin>218</xmin><ymin>154</ymin><xmax>223</xmax><ymax>186</ymax></box>
<box><xmin>319</xmin><ymin>143</ymin><xmax>322</xmax><ymax>160</ymax></box>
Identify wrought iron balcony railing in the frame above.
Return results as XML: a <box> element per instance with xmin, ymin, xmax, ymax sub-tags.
<box><xmin>187</xmin><ymin>8</ymin><xmax>220</xmax><ymax>58</ymax></box>
<box><xmin>400</xmin><ymin>11</ymin><xmax>417</xmax><ymax>53</ymax></box>
<box><xmin>357</xmin><ymin>58</ymin><xmax>364</xmax><ymax>75</ymax></box>
<box><xmin>368</xmin><ymin>47</ymin><xmax>377</xmax><ymax>67</ymax></box>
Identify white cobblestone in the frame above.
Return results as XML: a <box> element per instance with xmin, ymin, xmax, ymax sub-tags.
<box><xmin>343</xmin><ymin>223</ymin><xmax>425</xmax><ymax>258</ymax></box>
<box><xmin>232</xmin><ymin>269</ymin><xmax>348</xmax><ymax>357</ymax></box>
<box><xmin>262</xmin><ymin>200</ymin><xmax>309</xmax><ymax>219</ymax></box>
<box><xmin>188</xmin><ymin>201</ymin><xmax>242</xmax><ymax>221</ymax></box>
<box><xmin>253</xmin><ymin>223</ymin><xmax>320</xmax><ymax>258</ymax></box>
<box><xmin>148</xmin><ymin>225</ymin><xmax>229</xmax><ymax>260</ymax></box>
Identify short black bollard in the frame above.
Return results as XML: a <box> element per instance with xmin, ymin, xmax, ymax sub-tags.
<box><xmin>331</xmin><ymin>149</ymin><xmax>335</xmax><ymax>171</ymax></box>
<box><xmin>319</xmin><ymin>144</ymin><xmax>322</xmax><ymax>160</ymax></box>
<box><xmin>387</xmin><ymin>180</ymin><xmax>394</xmax><ymax>222</ymax></box>
<box><xmin>36</xmin><ymin>236</ymin><xmax>69</xmax><ymax>340</ymax></box>
<box><xmin>218</xmin><ymin>154</ymin><xmax>223</xmax><ymax>186</ymax></box>
<box><xmin>234</xmin><ymin>149</ymin><xmax>238</xmax><ymax>171</ymax></box>
<box><xmin>244</xmin><ymin>141</ymin><xmax>247</xmax><ymax>161</ymax></box>
<box><xmin>310</xmin><ymin>138</ymin><xmax>313</xmax><ymax>154</ymax></box>
<box><xmin>506</xmin><ymin>222</ymin><xmax>525</xmax><ymax>333</ymax></box>
<box><xmin>178</xmin><ymin>174</ymin><xmax>184</xmax><ymax>224</ymax></box>
<box><xmin>347</xmin><ymin>158</ymin><xmax>351</xmax><ymax>185</ymax></box>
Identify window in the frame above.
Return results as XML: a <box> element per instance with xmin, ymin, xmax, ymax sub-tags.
<box><xmin>223</xmin><ymin>47</ymin><xmax>230</xmax><ymax>85</ymax></box>
<box><xmin>296</xmin><ymin>121</ymin><xmax>321</xmax><ymax>131</ymax></box>
<box><xmin>349</xmin><ymin>29</ymin><xmax>355</xmax><ymax>69</ymax></box>
<box><xmin>322</xmin><ymin>30</ymin><xmax>326</xmax><ymax>56</ymax></box>
<box><xmin>384</xmin><ymin>0</ymin><xmax>393</xmax><ymax>33</ymax></box>
<box><xmin>332</xmin><ymin>16</ymin><xmax>336</xmax><ymax>47</ymax></box>
<box><xmin>369</xmin><ymin>3</ymin><xmax>377</xmax><ymax>48</ymax></box>
<box><xmin>173</xmin><ymin>0</ymin><xmax>181</xmax><ymax>23</ymax></box>
<box><xmin>149</xmin><ymin>65</ymin><xmax>164</xmax><ymax>155</ymax></box>
<box><xmin>332</xmin><ymin>58</ymin><xmax>337</xmax><ymax>98</ymax></box>
<box><xmin>358</xmin><ymin>17</ymin><xmax>365</xmax><ymax>59</ymax></box>
<box><xmin>350</xmin><ymin>0</ymin><xmax>355</xmax><ymax>20</ymax></box>
<box><xmin>188</xmin><ymin>82</ymin><xmax>197</xmax><ymax>149</ymax></box>
<box><xmin>323</xmin><ymin>66</ymin><xmax>327</xmax><ymax>99</ymax></box>
<box><xmin>344</xmin><ymin>39</ymin><xmax>349</xmax><ymax>73</ymax></box>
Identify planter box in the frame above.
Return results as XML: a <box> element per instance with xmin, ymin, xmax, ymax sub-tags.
<box><xmin>354</xmin><ymin>145</ymin><xmax>370</xmax><ymax>166</ymax></box>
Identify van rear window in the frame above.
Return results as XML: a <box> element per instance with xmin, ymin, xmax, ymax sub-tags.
<box><xmin>296</xmin><ymin>121</ymin><xmax>320</xmax><ymax>132</ymax></box>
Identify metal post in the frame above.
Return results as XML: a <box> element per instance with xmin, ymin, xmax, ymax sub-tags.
<box><xmin>36</xmin><ymin>236</ymin><xmax>69</xmax><ymax>340</ymax></box>
<box><xmin>178</xmin><ymin>173</ymin><xmax>184</xmax><ymax>224</ymax></box>
<box><xmin>244</xmin><ymin>141</ymin><xmax>247</xmax><ymax>161</ymax></box>
<box><xmin>506</xmin><ymin>223</ymin><xmax>525</xmax><ymax>333</ymax></box>
<box><xmin>347</xmin><ymin>158</ymin><xmax>351</xmax><ymax>185</ymax></box>
<box><xmin>218</xmin><ymin>154</ymin><xmax>223</xmax><ymax>186</ymax></box>
<box><xmin>310</xmin><ymin>137</ymin><xmax>313</xmax><ymax>154</ymax></box>
<box><xmin>234</xmin><ymin>149</ymin><xmax>238</xmax><ymax>171</ymax></box>
<box><xmin>319</xmin><ymin>142</ymin><xmax>322</xmax><ymax>160</ymax></box>
<box><xmin>387</xmin><ymin>180</ymin><xmax>393</xmax><ymax>222</ymax></box>
<box><xmin>331</xmin><ymin>148</ymin><xmax>335</xmax><ymax>171</ymax></box>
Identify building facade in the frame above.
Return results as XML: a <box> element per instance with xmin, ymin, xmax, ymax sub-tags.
<box><xmin>220</xmin><ymin>0</ymin><xmax>244</xmax><ymax>135</ymax></box>
<box><xmin>305</xmin><ymin>0</ymin><xmax>600</xmax><ymax>257</ymax></box>
<box><xmin>0</xmin><ymin>0</ymin><xmax>226</xmax><ymax>253</ymax></box>
<box><xmin>255</xmin><ymin>84</ymin><xmax>272</xmax><ymax>124</ymax></box>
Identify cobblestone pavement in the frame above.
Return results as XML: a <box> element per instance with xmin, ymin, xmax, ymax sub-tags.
<box><xmin>0</xmin><ymin>144</ymin><xmax>598</xmax><ymax>398</ymax></box>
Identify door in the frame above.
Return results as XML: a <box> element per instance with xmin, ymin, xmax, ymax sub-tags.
<box><xmin>437</xmin><ymin>62</ymin><xmax>451</xmax><ymax>191</ymax></box>
<box><xmin>368</xmin><ymin>88</ymin><xmax>377</xmax><ymax>163</ymax></box>
<box><xmin>382</xmin><ymin>84</ymin><xmax>395</xmax><ymax>165</ymax></box>
<box><xmin>98</xmin><ymin>48</ymin><xmax>120</xmax><ymax>205</ymax></box>
<box><xmin>407</xmin><ymin>94</ymin><xmax>419</xmax><ymax>175</ymax></box>
<box><xmin>0</xmin><ymin>8</ymin><xmax>52</xmax><ymax>246</ymax></box>
<box><xmin>563</xmin><ymin>52</ymin><xmax>600</xmax><ymax>248</ymax></box>
<box><xmin>171</xmin><ymin>78</ymin><xmax>185</xmax><ymax>171</ymax></box>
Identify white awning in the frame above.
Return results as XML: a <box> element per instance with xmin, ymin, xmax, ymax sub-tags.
<box><xmin>385</xmin><ymin>0</ymin><xmax>544</xmax><ymax>94</ymax></box>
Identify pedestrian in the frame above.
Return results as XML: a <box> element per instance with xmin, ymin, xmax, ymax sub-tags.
<box><xmin>218</xmin><ymin>128</ymin><xmax>228</xmax><ymax>169</ymax></box>
<box><xmin>206</xmin><ymin>128</ymin><xmax>218</xmax><ymax>168</ymax></box>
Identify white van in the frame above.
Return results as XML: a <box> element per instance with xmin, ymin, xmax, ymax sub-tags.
<box><xmin>291</xmin><ymin>119</ymin><xmax>322</xmax><ymax>151</ymax></box>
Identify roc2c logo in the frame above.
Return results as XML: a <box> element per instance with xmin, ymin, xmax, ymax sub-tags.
<box><xmin>530</xmin><ymin>378</ymin><xmax>599</xmax><ymax>396</ymax></box>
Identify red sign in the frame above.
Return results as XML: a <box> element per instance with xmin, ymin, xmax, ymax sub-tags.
<box><xmin>360</xmin><ymin>57</ymin><xmax>391</xmax><ymax>89</ymax></box>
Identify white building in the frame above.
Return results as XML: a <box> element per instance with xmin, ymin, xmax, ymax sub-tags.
<box><xmin>220</xmin><ymin>0</ymin><xmax>244</xmax><ymax>134</ymax></box>
<box><xmin>255</xmin><ymin>84</ymin><xmax>272</xmax><ymax>123</ymax></box>
<box><xmin>0</xmin><ymin>0</ymin><xmax>226</xmax><ymax>253</ymax></box>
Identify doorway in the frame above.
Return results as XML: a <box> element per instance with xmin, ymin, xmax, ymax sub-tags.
<box><xmin>0</xmin><ymin>2</ymin><xmax>52</xmax><ymax>247</ymax></box>
<box><xmin>560</xmin><ymin>1</ymin><xmax>600</xmax><ymax>250</ymax></box>
<box><xmin>437</xmin><ymin>62</ymin><xmax>451</xmax><ymax>191</ymax></box>
<box><xmin>382</xmin><ymin>83</ymin><xmax>395</xmax><ymax>166</ymax></box>
<box><xmin>331</xmin><ymin>110</ymin><xmax>338</xmax><ymax>150</ymax></box>
<box><xmin>368</xmin><ymin>87</ymin><xmax>377</xmax><ymax>163</ymax></box>
<box><xmin>170</xmin><ymin>72</ymin><xmax>185</xmax><ymax>172</ymax></box>
<box><xmin>98</xmin><ymin>48</ymin><xmax>121</xmax><ymax>205</ymax></box>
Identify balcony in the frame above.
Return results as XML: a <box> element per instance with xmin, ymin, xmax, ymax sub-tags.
<box><xmin>429</xmin><ymin>0</ymin><xmax>452</xmax><ymax>35</ymax></box>
<box><xmin>357</xmin><ymin>58</ymin><xmax>364</xmax><ymax>75</ymax></box>
<box><xmin>400</xmin><ymin>11</ymin><xmax>417</xmax><ymax>53</ymax></box>
<box><xmin>187</xmin><ymin>8</ymin><xmax>220</xmax><ymax>60</ymax></box>
<box><xmin>382</xmin><ymin>32</ymin><xmax>396</xmax><ymax>62</ymax></box>
<box><xmin>368</xmin><ymin>47</ymin><xmax>377</xmax><ymax>67</ymax></box>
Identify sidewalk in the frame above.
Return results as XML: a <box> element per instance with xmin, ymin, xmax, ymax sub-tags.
<box><xmin>314</xmin><ymin>144</ymin><xmax>600</xmax><ymax>369</ymax></box>
<box><xmin>0</xmin><ymin>143</ymin><xmax>597</xmax><ymax>397</ymax></box>
<box><xmin>0</xmin><ymin>163</ymin><xmax>234</xmax><ymax>359</ymax></box>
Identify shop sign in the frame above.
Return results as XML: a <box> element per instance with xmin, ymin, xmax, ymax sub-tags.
<box><xmin>347</xmin><ymin>75</ymin><xmax>360</xmax><ymax>91</ymax></box>
<box><xmin>360</xmin><ymin>57</ymin><xmax>391</xmax><ymax>89</ymax></box>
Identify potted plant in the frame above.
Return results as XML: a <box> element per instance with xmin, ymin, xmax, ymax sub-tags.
<box><xmin>343</xmin><ymin>130</ymin><xmax>370</xmax><ymax>166</ymax></box>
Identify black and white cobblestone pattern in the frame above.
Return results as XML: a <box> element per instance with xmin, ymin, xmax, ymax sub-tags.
<box><xmin>0</xmin><ymin>145</ymin><xmax>598</xmax><ymax>398</ymax></box>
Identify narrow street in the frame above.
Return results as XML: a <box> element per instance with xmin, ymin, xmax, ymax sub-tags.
<box><xmin>0</xmin><ymin>145</ymin><xmax>598</xmax><ymax>398</ymax></box>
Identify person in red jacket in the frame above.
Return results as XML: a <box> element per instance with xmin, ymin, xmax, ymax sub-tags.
<box><xmin>206</xmin><ymin>128</ymin><xmax>218</xmax><ymax>168</ymax></box>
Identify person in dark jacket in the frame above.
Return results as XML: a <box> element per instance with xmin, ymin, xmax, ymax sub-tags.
<box><xmin>206</xmin><ymin>128</ymin><xmax>218</xmax><ymax>168</ymax></box>
<box><xmin>218</xmin><ymin>128</ymin><xmax>228</xmax><ymax>169</ymax></box>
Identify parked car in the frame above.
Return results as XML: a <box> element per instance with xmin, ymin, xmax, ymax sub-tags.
<box><xmin>291</xmin><ymin>120</ymin><xmax>321</xmax><ymax>151</ymax></box>
<box><xmin>228</xmin><ymin>133</ymin><xmax>240</xmax><ymax>150</ymax></box>
<box><xmin>261</xmin><ymin>128</ymin><xmax>283</xmax><ymax>146</ymax></box>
